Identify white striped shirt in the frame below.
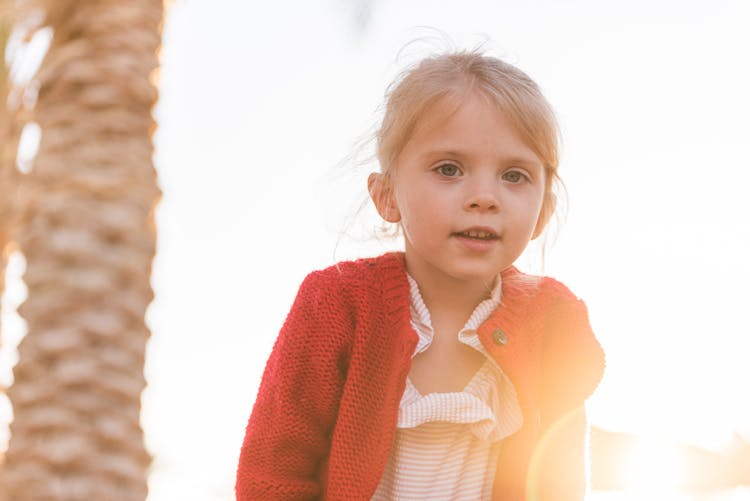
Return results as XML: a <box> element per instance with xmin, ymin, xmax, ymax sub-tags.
<box><xmin>371</xmin><ymin>274</ymin><xmax>523</xmax><ymax>500</ymax></box>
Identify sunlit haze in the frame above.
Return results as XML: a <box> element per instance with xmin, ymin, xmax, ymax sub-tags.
<box><xmin>1</xmin><ymin>0</ymin><xmax>748</xmax><ymax>499</ymax></box>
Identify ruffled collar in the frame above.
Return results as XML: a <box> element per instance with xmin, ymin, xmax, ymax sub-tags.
<box><xmin>398</xmin><ymin>272</ymin><xmax>524</xmax><ymax>442</ymax></box>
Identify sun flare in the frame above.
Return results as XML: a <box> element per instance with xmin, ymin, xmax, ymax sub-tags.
<box><xmin>623</xmin><ymin>437</ymin><xmax>686</xmax><ymax>499</ymax></box>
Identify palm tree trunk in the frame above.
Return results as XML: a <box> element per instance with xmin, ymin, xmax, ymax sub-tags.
<box><xmin>0</xmin><ymin>0</ymin><xmax>21</xmax><ymax>332</ymax></box>
<box><xmin>3</xmin><ymin>1</ymin><xmax>163</xmax><ymax>499</ymax></box>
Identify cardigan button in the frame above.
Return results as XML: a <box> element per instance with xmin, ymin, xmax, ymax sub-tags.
<box><xmin>492</xmin><ymin>328</ymin><xmax>508</xmax><ymax>345</ymax></box>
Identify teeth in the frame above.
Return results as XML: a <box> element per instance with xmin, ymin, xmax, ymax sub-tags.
<box><xmin>462</xmin><ymin>230</ymin><xmax>495</xmax><ymax>239</ymax></box>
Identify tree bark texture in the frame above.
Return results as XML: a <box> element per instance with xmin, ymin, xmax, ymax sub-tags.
<box><xmin>3</xmin><ymin>1</ymin><xmax>163</xmax><ymax>499</ymax></box>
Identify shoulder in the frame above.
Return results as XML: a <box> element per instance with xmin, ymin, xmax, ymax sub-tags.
<box><xmin>502</xmin><ymin>268</ymin><xmax>586</xmax><ymax>319</ymax></box>
<box><xmin>276</xmin><ymin>255</ymin><xmax>407</xmax><ymax>362</ymax></box>
<box><xmin>301</xmin><ymin>252</ymin><xmax>407</xmax><ymax>291</ymax></box>
<box><xmin>537</xmin><ymin>275</ymin><xmax>580</xmax><ymax>302</ymax></box>
<box><xmin>294</xmin><ymin>252</ymin><xmax>409</xmax><ymax>311</ymax></box>
<box><xmin>510</xmin><ymin>268</ymin><xmax>581</xmax><ymax>301</ymax></box>
<box><xmin>508</xmin><ymin>271</ymin><xmax>593</xmax><ymax>342</ymax></box>
<box><xmin>501</xmin><ymin>268</ymin><xmax>586</xmax><ymax>318</ymax></box>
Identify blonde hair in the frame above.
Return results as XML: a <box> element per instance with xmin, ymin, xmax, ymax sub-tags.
<box><xmin>376</xmin><ymin>50</ymin><xmax>561</xmax><ymax>234</ymax></box>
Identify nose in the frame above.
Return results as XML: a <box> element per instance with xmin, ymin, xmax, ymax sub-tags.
<box><xmin>464</xmin><ymin>182</ymin><xmax>500</xmax><ymax>212</ymax></box>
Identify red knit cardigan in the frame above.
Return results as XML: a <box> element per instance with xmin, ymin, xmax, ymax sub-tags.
<box><xmin>236</xmin><ymin>252</ymin><xmax>605</xmax><ymax>500</ymax></box>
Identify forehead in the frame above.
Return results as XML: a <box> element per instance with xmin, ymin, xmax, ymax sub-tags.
<box><xmin>403</xmin><ymin>91</ymin><xmax>542</xmax><ymax>165</ymax></box>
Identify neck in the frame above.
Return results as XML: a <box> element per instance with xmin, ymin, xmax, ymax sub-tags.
<box><xmin>404</xmin><ymin>257</ymin><xmax>496</xmax><ymax>325</ymax></box>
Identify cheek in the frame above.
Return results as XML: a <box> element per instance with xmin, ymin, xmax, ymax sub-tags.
<box><xmin>394</xmin><ymin>189</ymin><xmax>421</xmax><ymax>220</ymax></box>
<box><xmin>394</xmin><ymin>194</ymin><xmax>431</xmax><ymax>238</ymax></box>
<box><xmin>507</xmin><ymin>191</ymin><xmax>545</xmax><ymax>228</ymax></box>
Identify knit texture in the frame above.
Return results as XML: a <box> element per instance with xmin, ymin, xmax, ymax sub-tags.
<box><xmin>236</xmin><ymin>252</ymin><xmax>605</xmax><ymax>501</ymax></box>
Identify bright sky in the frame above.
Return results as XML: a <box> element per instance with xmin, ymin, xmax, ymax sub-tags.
<box><xmin>2</xmin><ymin>0</ymin><xmax>750</xmax><ymax>500</ymax></box>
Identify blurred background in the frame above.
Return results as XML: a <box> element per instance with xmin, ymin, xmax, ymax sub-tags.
<box><xmin>1</xmin><ymin>0</ymin><xmax>749</xmax><ymax>500</ymax></box>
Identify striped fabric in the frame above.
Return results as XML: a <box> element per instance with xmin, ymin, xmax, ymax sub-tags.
<box><xmin>371</xmin><ymin>275</ymin><xmax>523</xmax><ymax>500</ymax></box>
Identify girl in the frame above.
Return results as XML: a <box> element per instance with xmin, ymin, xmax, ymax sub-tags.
<box><xmin>236</xmin><ymin>50</ymin><xmax>605</xmax><ymax>501</ymax></box>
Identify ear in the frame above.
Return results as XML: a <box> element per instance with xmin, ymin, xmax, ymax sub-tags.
<box><xmin>532</xmin><ymin>192</ymin><xmax>556</xmax><ymax>240</ymax></box>
<box><xmin>368</xmin><ymin>172</ymin><xmax>401</xmax><ymax>223</ymax></box>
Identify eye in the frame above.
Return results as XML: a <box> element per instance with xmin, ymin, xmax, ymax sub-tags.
<box><xmin>502</xmin><ymin>170</ymin><xmax>528</xmax><ymax>184</ymax></box>
<box><xmin>434</xmin><ymin>163</ymin><xmax>462</xmax><ymax>177</ymax></box>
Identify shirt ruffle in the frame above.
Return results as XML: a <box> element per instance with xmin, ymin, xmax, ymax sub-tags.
<box><xmin>397</xmin><ymin>362</ymin><xmax>522</xmax><ymax>442</ymax></box>
<box><xmin>399</xmin><ymin>274</ymin><xmax>524</xmax><ymax>442</ymax></box>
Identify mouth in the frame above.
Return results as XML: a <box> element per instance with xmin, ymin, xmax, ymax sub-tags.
<box><xmin>453</xmin><ymin>228</ymin><xmax>499</xmax><ymax>240</ymax></box>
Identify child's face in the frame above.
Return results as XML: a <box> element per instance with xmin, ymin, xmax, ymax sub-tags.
<box><xmin>370</xmin><ymin>91</ymin><xmax>546</xmax><ymax>288</ymax></box>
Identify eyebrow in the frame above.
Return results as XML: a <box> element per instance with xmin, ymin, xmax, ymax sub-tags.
<box><xmin>503</xmin><ymin>156</ymin><xmax>543</xmax><ymax>169</ymax></box>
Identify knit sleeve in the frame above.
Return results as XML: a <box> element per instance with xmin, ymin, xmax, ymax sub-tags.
<box><xmin>539</xmin><ymin>294</ymin><xmax>604</xmax><ymax>423</ymax></box>
<box><xmin>236</xmin><ymin>270</ymin><xmax>351</xmax><ymax>501</ymax></box>
<box><xmin>535</xmin><ymin>295</ymin><xmax>604</xmax><ymax>501</ymax></box>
